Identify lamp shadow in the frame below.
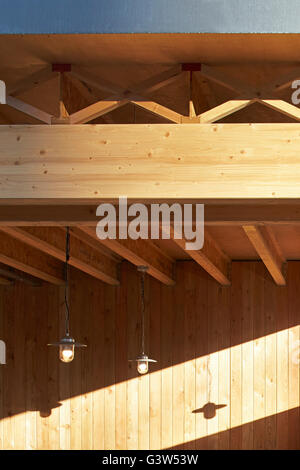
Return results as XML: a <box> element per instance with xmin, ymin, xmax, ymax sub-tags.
<box><xmin>193</xmin><ymin>402</ymin><xmax>227</xmax><ymax>419</ymax></box>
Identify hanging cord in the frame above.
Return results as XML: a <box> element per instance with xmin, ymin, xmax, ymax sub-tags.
<box><xmin>140</xmin><ymin>268</ymin><xmax>146</xmax><ymax>354</ymax></box>
<box><xmin>64</xmin><ymin>227</ymin><xmax>70</xmax><ymax>336</ymax></box>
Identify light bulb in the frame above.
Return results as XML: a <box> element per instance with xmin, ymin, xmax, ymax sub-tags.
<box><xmin>59</xmin><ymin>344</ymin><xmax>75</xmax><ymax>363</ymax></box>
<box><xmin>137</xmin><ymin>359</ymin><xmax>148</xmax><ymax>375</ymax></box>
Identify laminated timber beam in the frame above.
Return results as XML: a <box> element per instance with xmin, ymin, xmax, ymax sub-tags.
<box><xmin>243</xmin><ymin>225</ymin><xmax>286</xmax><ymax>286</ymax></box>
<box><xmin>79</xmin><ymin>226</ymin><xmax>175</xmax><ymax>286</ymax></box>
<box><xmin>0</xmin><ymin>227</ymin><xmax>119</xmax><ymax>286</ymax></box>
<box><xmin>3</xmin><ymin>124</ymin><xmax>300</xmax><ymax>200</ymax></box>
<box><xmin>0</xmin><ymin>230</ymin><xmax>64</xmax><ymax>284</ymax></box>
<box><xmin>3</xmin><ymin>204</ymin><xmax>300</xmax><ymax>226</ymax></box>
<box><xmin>167</xmin><ymin>226</ymin><xmax>231</xmax><ymax>286</ymax></box>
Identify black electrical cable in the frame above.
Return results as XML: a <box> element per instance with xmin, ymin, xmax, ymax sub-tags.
<box><xmin>140</xmin><ymin>268</ymin><xmax>145</xmax><ymax>355</ymax></box>
<box><xmin>64</xmin><ymin>227</ymin><xmax>70</xmax><ymax>337</ymax></box>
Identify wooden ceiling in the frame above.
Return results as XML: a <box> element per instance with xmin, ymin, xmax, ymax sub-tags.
<box><xmin>0</xmin><ymin>222</ymin><xmax>297</xmax><ymax>289</ymax></box>
<box><xmin>1</xmin><ymin>35</ymin><xmax>300</xmax><ymax>288</ymax></box>
<box><xmin>3</xmin><ymin>34</ymin><xmax>300</xmax><ymax>66</ymax></box>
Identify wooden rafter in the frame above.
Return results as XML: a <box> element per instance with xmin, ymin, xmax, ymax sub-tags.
<box><xmin>0</xmin><ymin>229</ymin><xmax>64</xmax><ymax>284</ymax></box>
<box><xmin>5</xmin><ymin>95</ymin><xmax>52</xmax><ymax>124</ymax></box>
<box><xmin>0</xmin><ymin>227</ymin><xmax>119</xmax><ymax>285</ymax></box>
<box><xmin>193</xmin><ymin>72</ymin><xmax>218</xmax><ymax>109</ymax></box>
<box><xmin>79</xmin><ymin>226</ymin><xmax>175</xmax><ymax>286</ymax></box>
<box><xmin>70</xmin><ymin>65</ymin><xmax>124</xmax><ymax>95</ymax></box>
<box><xmin>258</xmin><ymin>99</ymin><xmax>300</xmax><ymax>121</ymax></box>
<box><xmin>243</xmin><ymin>225</ymin><xmax>286</xmax><ymax>285</ymax></box>
<box><xmin>2</xmin><ymin>64</ymin><xmax>300</xmax><ymax>126</ymax></box>
<box><xmin>199</xmin><ymin>64</ymin><xmax>256</xmax><ymax>96</ymax></box>
<box><xmin>131</xmin><ymin>65</ymin><xmax>182</xmax><ymax>95</ymax></box>
<box><xmin>259</xmin><ymin>66</ymin><xmax>300</xmax><ymax>94</ymax></box>
<box><xmin>198</xmin><ymin>99</ymin><xmax>256</xmax><ymax>123</ymax></box>
<box><xmin>68</xmin><ymin>66</ymin><xmax>185</xmax><ymax>124</ymax></box>
<box><xmin>129</xmin><ymin>97</ymin><xmax>183</xmax><ymax>123</ymax></box>
<box><xmin>69</xmin><ymin>98</ymin><xmax>128</xmax><ymax>124</ymax></box>
<box><xmin>69</xmin><ymin>227</ymin><xmax>121</xmax><ymax>261</ymax></box>
<box><xmin>64</xmin><ymin>72</ymin><xmax>115</xmax><ymax>124</ymax></box>
<box><xmin>167</xmin><ymin>225</ymin><xmax>230</xmax><ymax>285</ymax></box>
<box><xmin>8</xmin><ymin>66</ymin><xmax>54</xmax><ymax>97</ymax></box>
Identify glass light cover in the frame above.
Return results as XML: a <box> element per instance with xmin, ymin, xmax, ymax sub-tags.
<box><xmin>137</xmin><ymin>359</ymin><xmax>149</xmax><ymax>375</ymax></box>
<box><xmin>59</xmin><ymin>343</ymin><xmax>75</xmax><ymax>363</ymax></box>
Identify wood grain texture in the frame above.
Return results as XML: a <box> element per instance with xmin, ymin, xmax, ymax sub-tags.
<box><xmin>2</xmin><ymin>124</ymin><xmax>300</xmax><ymax>199</ymax></box>
<box><xmin>0</xmin><ymin>261</ymin><xmax>298</xmax><ymax>450</ymax></box>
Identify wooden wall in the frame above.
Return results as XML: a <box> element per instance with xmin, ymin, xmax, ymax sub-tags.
<box><xmin>0</xmin><ymin>260</ymin><xmax>299</xmax><ymax>450</ymax></box>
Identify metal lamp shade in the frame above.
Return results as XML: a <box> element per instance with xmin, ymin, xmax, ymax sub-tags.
<box><xmin>48</xmin><ymin>336</ymin><xmax>87</xmax><ymax>363</ymax></box>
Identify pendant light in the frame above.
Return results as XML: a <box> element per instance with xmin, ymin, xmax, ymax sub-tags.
<box><xmin>48</xmin><ymin>227</ymin><xmax>86</xmax><ymax>362</ymax></box>
<box><xmin>129</xmin><ymin>266</ymin><xmax>157</xmax><ymax>375</ymax></box>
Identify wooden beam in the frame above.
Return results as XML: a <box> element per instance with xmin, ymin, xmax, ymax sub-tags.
<box><xmin>2</xmin><ymin>203</ymin><xmax>300</xmax><ymax>226</ymax></box>
<box><xmin>5</xmin><ymin>95</ymin><xmax>52</xmax><ymax>124</ymax></box>
<box><xmin>8</xmin><ymin>66</ymin><xmax>54</xmax><ymax>97</ymax></box>
<box><xmin>243</xmin><ymin>225</ymin><xmax>286</xmax><ymax>285</ymax></box>
<box><xmin>64</xmin><ymin>72</ymin><xmax>115</xmax><ymax>124</ymax></box>
<box><xmin>0</xmin><ymin>227</ymin><xmax>119</xmax><ymax>285</ymax></box>
<box><xmin>198</xmin><ymin>99</ymin><xmax>255</xmax><ymax>122</ymax></box>
<box><xmin>70</xmin><ymin>65</ymin><xmax>182</xmax><ymax>98</ymax></box>
<box><xmin>69</xmin><ymin>98</ymin><xmax>128</xmax><ymax>124</ymax></box>
<box><xmin>70</xmin><ymin>66</ymin><xmax>124</xmax><ymax>95</ymax></box>
<box><xmin>80</xmin><ymin>226</ymin><xmax>175</xmax><ymax>286</ymax></box>
<box><xmin>130</xmin><ymin>98</ymin><xmax>183</xmax><ymax>123</ymax></box>
<box><xmin>132</xmin><ymin>65</ymin><xmax>182</xmax><ymax>95</ymax></box>
<box><xmin>69</xmin><ymin>227</ymin><xmax>121</xmax><ymax>262</ymax></box>
<box><xmin>199</xmin><ymin>65</ymin><xmax>256</xmax><ymax>96</ymax></box>
<box><xmin>259</xmin><ymin>99</ymin><xmax>300</xmax><ymax>121</ymax></box>
<box><xmin>262</xmin><ymin>67</ymin><xmax>300</xmax><ymax>94</ymax></box>
<box><xmin>0</xmin><ymin>229</ymin><xmax>64</xmax><ymax>284</ymax></box>
<box><xmin>168</xmin><ymin>226</ymin><xmax>230</xmax><ymax>285</ymax></box>
<box><xmin>3</xmin><ymin>123</ymin><xmax>300</xmax><ymax>200</ymax></box>
<box><xmin>0</xmin><ymin>264</ymin><xmax>40</xmax><ymax>286</ymax></box>
<box><xmin>193</xmin><ymin>72</ymin><xmax>218</xmax><ymax>110</ymax></box>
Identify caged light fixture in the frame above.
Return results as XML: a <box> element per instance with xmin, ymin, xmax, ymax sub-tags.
<box><xmin>48</xmin><ymin>227</ymin><xmax>86</xmax><ymax>362</ymax></box>
<box><xmin>129</xmin><ymin>266</ymin><xmax>157</xmax><ymax>375</ymax></box>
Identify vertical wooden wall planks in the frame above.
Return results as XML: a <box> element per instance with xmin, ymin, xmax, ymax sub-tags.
<box><xmin>0</xmin><ymin>260</ymin><xmax>298</xmax><ymax>450</ymax></box>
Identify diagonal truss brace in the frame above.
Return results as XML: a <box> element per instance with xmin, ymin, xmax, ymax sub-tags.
<box><xmin>2</xmin><ymin>63</ymin><xmax>300</xmax><ymax>124</ymax></box>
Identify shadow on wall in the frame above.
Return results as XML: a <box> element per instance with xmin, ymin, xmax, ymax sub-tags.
<box><xmin>167</xmin><ymin>407</ymin><xmax>298</xmax><ymax>450</ymax></box>
<box><xmin>0</xmin><ymin>260</ymin><xmax>299</xmax><ymax>425</ymax></box>
<box><xmin>193</xmin><ymin>403</ymin><xmax>227</xmax><ymax>419</ymax></box>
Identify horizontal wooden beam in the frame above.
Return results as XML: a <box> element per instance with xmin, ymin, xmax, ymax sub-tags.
<box><xmin>2</xmin><ymin>203</ymin><xmax>300</xmax><ymax>225</ymax></box>
<box><xmin>0</xmin><ymin>264</ymin><xmax>40</xmax><ymax>286</ymax></box>
<box><xmin>2</xmin><ymin>124</ymin><xmax>300</xmax><ymax>200</ymax></box>
<box><xmin>80</xmin><ymin>226</ymin><xmax>175</xmax><ymax>286</ymax></box>
<box><xmin>168</xmin><ymin>226</ymin><xmax>231</xmax><ymax>285</ymax></box>
<box><xmin>0</xmin><ymin>229</ymin><xmax>64</xmax><ymax>284</ymax></box>
<box><xmin>243</xmin><ymin>225</ymin><xmax>286</xmax><ymax>285</ymax></box>
<box><xmin>0</xmin><ymin>227</ymin><xmax>119</xmax><ymax>285</ymax></box>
